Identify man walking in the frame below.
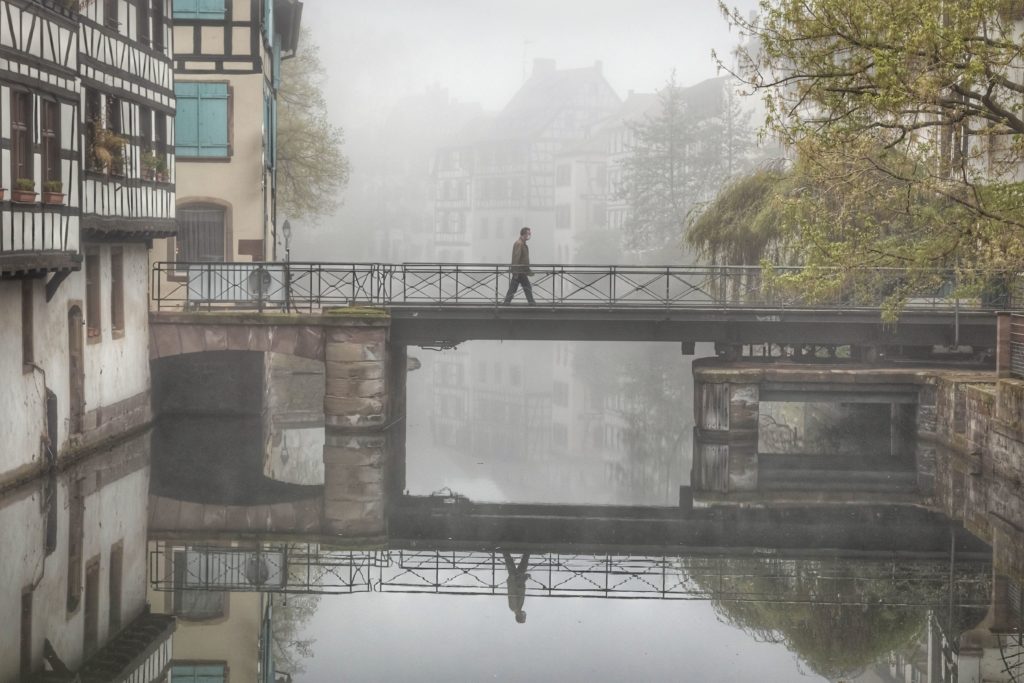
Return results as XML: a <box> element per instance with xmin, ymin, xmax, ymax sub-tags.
<box><xmin>503</xmin><ymin>226</ymin><xmax>535</xmax><ymax>304</ymax></box>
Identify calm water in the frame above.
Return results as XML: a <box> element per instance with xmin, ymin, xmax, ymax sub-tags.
<box><xmin>4</xmin><ymin>341</ymin><xmax>1013</xmax><ymax>683</ymax></box>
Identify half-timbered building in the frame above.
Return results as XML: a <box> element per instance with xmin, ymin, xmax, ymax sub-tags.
<box><xmin>155</xmin><ymin>0</ymin><xmax>301</xmax><ymax>279</ymax></box>
<box><xmin>0</xmin><ymin>0</ymin><xmax>176</xmax><ymax>679</ymax></box>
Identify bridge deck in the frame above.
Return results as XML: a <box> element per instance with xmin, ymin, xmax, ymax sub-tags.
<box><xmin>388</xmin><ymin>305</ymin><xmax>995</xmax><ymax>347</ymax></box>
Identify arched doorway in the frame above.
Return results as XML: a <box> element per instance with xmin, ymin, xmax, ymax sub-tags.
<box><xmin>68</xmin><ymin>306</ymin><xmax>85</xmax><ymax>434</ymax></box>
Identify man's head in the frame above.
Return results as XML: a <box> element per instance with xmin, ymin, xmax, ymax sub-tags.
<box><xmin>520</xmin><ymin>227</ymin><xmax>532</xmax><ymax>240</ymax></box>
<box><xmin>515</xmin><ymin>610</ymin><xmax>527</xmax><ymax>624</ymax></box>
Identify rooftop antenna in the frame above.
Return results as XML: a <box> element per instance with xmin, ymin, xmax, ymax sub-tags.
<box><xmin>521</xmin><ymin>39</ymin><xmax>534</xmax><ymax>82</ymax></box>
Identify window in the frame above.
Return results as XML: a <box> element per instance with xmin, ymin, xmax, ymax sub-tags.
<box><xmin>555</xmin><ymin>205</ymin><xmax>571</xmax><ymax>229</ymax></box>
<box><xmin>41</xmin><ymin>100</ymin><xmax>60</xmax><ymax>185</ymax></box>
<box><xmin>107</xmin><ymin>94</ymin><xmax>122</xmax><ymax>135</ymax></box>
<box><xmin>83</xmin><ymin>557</ymin><xmax>100</xmax><ymax>656</ymax></box>
<box><xmin>139</xmin><ymin>106</ymin><xmax>152</xmax><ymax>152</ymax></box>
<box><xmin>66</xmin><ymin>480</ymin><xmax>84</xmax><ymax>612</ymax></box>
<box><xmin>172</xmin><ymin>0</ymin><xmax>226</xmax><ymax>20</ymax></box>
<box><xmin>104</xmin><ymin>0</ymin><xmax>118</xmax><ymax>29</ymax></box>
<box><xmin>553</xmin><ymin>381</ymin><xmax>568</xmax><ymax>406</ymax></box>
<box><xmin>109</xmin><ymin>542</ymin><xmax>123</xmax><ymax>634</ymax></box>
<box><xmin>22</xmin><ymin>280</ymin><xmax>33</xmax><ymax>366</ymax></box>
<box><xmin>175</xmin><ymin>82</ymin><xmax>230</xmax><ymax>158</ymax></box>
<box><xmin>170</xmin><ymin>663</ymin><xmax>227</xmax><ymax>682</ymax></box>
<box><xmin>176</xmin><ymin>205</ymin><xmax>225</xmax><ymax>262</ymax></box>
<box><xmin>11</xmin><ymin>92</ymin><xmax>32</xmax><ymax>185</ymax></box>
<box><xmin>137</xmin><ymin>0</ymin><xmax>150</xmax><ymax>45</ymax></box>
<box><xmin>556</xmin><ymin>164</ymin><xmax>571</xmax><ymax>186</ymax></box>
<box><xmin>85</xmin><ymin>251</ymin><xmax>101</xmax><ymax>339</ymax></box>
<box><xmin>110</xmin><ymin>248</ymin><xmax>124</xmax><ymax>335</ymax></box>
<box><xmin>152</xmin><ymin>0</ymin><xmax>165</xmax><ymax>51</ymax></box>
<box><xmin>20</xmin><ymin>589</ymin><xmax>31</xmax><ymax>678</ymax></box>
<box><xmin>84</xmin><ymin>89</ymin><xmax>101</xmax><ymax>171</ymax></box>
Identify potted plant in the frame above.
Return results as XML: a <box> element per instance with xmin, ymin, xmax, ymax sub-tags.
<box><xmin>141</xmin><ymin>150</ymin><xmax>167</xmax><ymax>181</ymax></box>
<box><xmin>90</xmin><ymin>126</ymin><xmax>126</xmax><ymax>175</ymax></box>
<box><xmin>12</xmin><ymin>178</ymin><xmax>36</xmax><ymax>203</ymax></box>
<box><xmin>42</xmin><ymin>180</ymin><xmax>64</xmax><ymax>205</ymax></box>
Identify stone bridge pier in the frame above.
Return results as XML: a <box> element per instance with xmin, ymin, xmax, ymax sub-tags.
<box><xmin>150</xmin><ymin>312</ymin><xmax>405</xmax><ymax>538</ymax></box>
<box><xmin>321</xmin><ymin>325</ymin><xmax>406</xmax><ymax>537</ymax></box>
<box><xmin>692</xmin><ymin>360</ymin><xmax>928</xmax><ymax>501</ymax></box>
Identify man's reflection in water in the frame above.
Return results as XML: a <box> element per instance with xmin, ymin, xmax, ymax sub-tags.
<box><xmin>503</xmin><ymin>552</ymin><xmax>531</xmax><ymax>624</ymax></box>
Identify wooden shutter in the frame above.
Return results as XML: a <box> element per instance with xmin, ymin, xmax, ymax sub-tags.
<box><xmin>175</xmin><ymin>82</ymin><xmax>228</xmax><ymax>157</ymax></box>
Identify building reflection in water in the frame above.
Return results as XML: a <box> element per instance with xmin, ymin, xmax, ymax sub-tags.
<box><xmin>7</xmin><ymin>344</ymin><xmax>1024</xmax><ymax>680</ymax></box>
<box><xmin>138</xmin><ymin>347</ymin><xmax>1024</xmax><ymax>682</ymax></box>
<box><xmin>0</xmin><ymin>429</ymin><xmax>174</xmax><ymax>683</ymax></box>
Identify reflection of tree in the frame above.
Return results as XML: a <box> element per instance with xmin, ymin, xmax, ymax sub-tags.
<box><xmin>685</xmin><ymin>556</ymin><xmax>957</xmax><ymax>679</ymax></box>
<box><xmin>272</xmin><ymin>593</ymin><xmax>320</xmax><ymax>677</ymax></box>
<box><xmin>575</xmin><ymin>343</ymin><xmax>689</xmax><ymax>466</ymax></box>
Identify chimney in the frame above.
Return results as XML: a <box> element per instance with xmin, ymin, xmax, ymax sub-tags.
<box><xmin>532</xmin><ymin>58</ymin><xmax>556</xmax><ymax>76</ymax></box>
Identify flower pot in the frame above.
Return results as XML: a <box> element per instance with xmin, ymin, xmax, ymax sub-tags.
<box><xmin>12</xmin><ymin>190</ymin><xmax>37</xmax><ymax>204</ymax></box>
<box><xmin>42</xmin><ymin>192</ymin><xmax>64</xmax><ymax>205</ymax></box>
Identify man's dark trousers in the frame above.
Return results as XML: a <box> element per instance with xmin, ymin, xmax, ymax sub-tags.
<box><xmin>504</xmin><ymin>274</ymin><xmax>535</xmax><ymax>304</ymax></box>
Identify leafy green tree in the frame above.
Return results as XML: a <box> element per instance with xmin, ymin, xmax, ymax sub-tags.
<box><xmin>686</xmin><ymin>164</ymin><xmax>793</xmax><ymax>266</ymax></box>
<box><xmin>717</xmin><ymin>0</ymin><xmax>1024</xmax><ymax>279</ymax></box>
<box><xmin>277</xmin><ymin>31</ymin><xmax>351</xmax><ymax>220</ymax></box>
<box><xmin>620</xmin><ymin>74</ymin><xmax>755</xmax><ymax>261</ymax></box>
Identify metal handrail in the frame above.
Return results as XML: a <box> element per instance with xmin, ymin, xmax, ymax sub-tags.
<box><xmin>150</xmin><ymin>261</ymin><xmax>1023</xmax><ymax>313</ymax></box>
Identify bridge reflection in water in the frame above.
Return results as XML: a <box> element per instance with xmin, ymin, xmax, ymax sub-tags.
<box><xmin>149</xmin><ymin>542</ymin><xmax>992</xmax><ymax>607</ymax></box>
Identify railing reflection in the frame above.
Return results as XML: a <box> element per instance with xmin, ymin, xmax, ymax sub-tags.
<box><xmin>149</xmin><ymin>542</ymin><xmax>991</xmax><ymax>606</ymax></box>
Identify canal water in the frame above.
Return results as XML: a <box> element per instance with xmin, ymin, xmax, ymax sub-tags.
<box><xmin>4</xmin><ymin>341</ymin><xmax>1018</xmax><ymax>682</ymax></box>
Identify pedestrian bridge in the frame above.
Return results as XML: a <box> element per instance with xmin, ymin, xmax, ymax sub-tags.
<box><xmin>152</xmin><ymin>261</ymin><xmax>1014</xmax><ymax>348</ymax></box>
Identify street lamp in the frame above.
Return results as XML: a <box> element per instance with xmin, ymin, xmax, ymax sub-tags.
<box><xmin>282</xmin><ymin>220</ymin><xmax>292</xmax><ymax>311</ymax></box>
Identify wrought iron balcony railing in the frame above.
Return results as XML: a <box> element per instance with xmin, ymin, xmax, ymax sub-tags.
<box><xmin>151</xmin><ymin>261</ymin><xmax>1023</xmax><ymax>313</ymax></box>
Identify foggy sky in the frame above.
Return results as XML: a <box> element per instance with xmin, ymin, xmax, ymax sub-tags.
<box><xmin>303</xmin><ymin>0</ymin><xmax>761</xmax><ymax>129</ymax></box>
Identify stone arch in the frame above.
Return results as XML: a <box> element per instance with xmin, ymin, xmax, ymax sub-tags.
<box><xmin>149</xmin><ymin>322</ymin><xmax>326</xmax><ymax>361</ymax></box>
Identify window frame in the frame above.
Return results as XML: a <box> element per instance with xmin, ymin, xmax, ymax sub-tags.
<box><xmin>174</xmin><ymin>81</ymin><xmax>232</xmax><ymax>160</ymax></box>
<box><xmin>10</xmin><ymin>90</ymin><xmax>33</xmax><ymax>187</ymax></box>
<box><xmin>172</xmin><ymin>0</ymin><xmax>226</xmax><ymax>20</ymax></box>
<box><xmin>41</xmin><ymin>99</ymin><xmax>60</xmax><ymax>186</ymax></box>
<box><xmin>169</xmin><ymin>662</ymin><xmax>228</xmax><ymax>683</ymax></box>
<box><xmin>85</xmin><ymin>250</ymin><xmax>101</xmax><ymax>342</ymax></box>
<box><xmin>137</xmin><ymin>0</ymin><xmax>150</xmax><ymax>46</ymax></box>
<box><xmin>110</xmin><ymin>247</ymin><xmax>124</xmax><ymax>337</ymax></box>
<box><xmin>174</xmin><ymin>203</ymin><xmax>227</xmax><ymax>263</ymax></box>
<box><xmin>104</xmin><ymin>0</ymin><xmax>118</xmax><ymax>29</ymax></box>
<box><xmin>21</xmin><ymin>280</ymin><xmax>33</xmax><ymax>369</ymax></box>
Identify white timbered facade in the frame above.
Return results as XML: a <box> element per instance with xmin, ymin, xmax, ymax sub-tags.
<box><xmin>154</xmin><ymin>0</ymin><xmax>301</xmax><ymax>275</ymax></box>
<box><xmin>0</xmin><ymin>1</ymin><xmax>177</xmax><ymax>681</ymax></box>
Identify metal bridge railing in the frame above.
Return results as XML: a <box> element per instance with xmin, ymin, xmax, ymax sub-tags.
<box><xmin>151</xmin><ymin>261</ymin><xmax>1023</xmax><ymax>313</ymax></box>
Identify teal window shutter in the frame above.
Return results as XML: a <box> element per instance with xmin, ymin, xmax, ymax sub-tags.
<box><xmin>175</xmin><ymin>82</ymin><xmax>228</xmax><ymax>158</ymax></box>
<box><xmin>170</xmin><ymin>664</ymin><xmax>226</xmax><ymax>683</ymax></box>
<box><xmin>173</xmin><ymin>0</ymin><xmax>225</xmax><ymax>19</ymax></box>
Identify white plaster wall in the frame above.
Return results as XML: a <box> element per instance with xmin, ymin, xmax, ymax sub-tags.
<box><xmin>0</xmin><ymin>464</ymin><xmax>149</xmax><ymax>681</ymax></box>
<box><xmin>0</xmin><ymin>281</ymin><xmax>48</xmax><ymax>478</ymax></box>
<box><xmin>1</xmin><ymin>242</ymin><xmax>151</xmax><ymax>482</ymax></box>
<box><xmin>83</xmin><ymin>243</ymin><xmax>151</xmax><ymax>412</ymax></box>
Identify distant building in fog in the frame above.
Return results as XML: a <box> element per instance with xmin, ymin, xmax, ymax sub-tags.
<box><xmin>433</xmin><ymin>59</ymin><xmax>621</xmax><ymax>264</ymax></box>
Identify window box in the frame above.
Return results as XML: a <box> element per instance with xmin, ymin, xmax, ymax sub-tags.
<box><xmin>42</xmin><ymin>181</ymin><xmax>64</xmax><ymax>205</ymax></box>
<box><xmin>12</xmin><ymin>179</ymin><xmax>36</xmax><ymax>204</ymax></box>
